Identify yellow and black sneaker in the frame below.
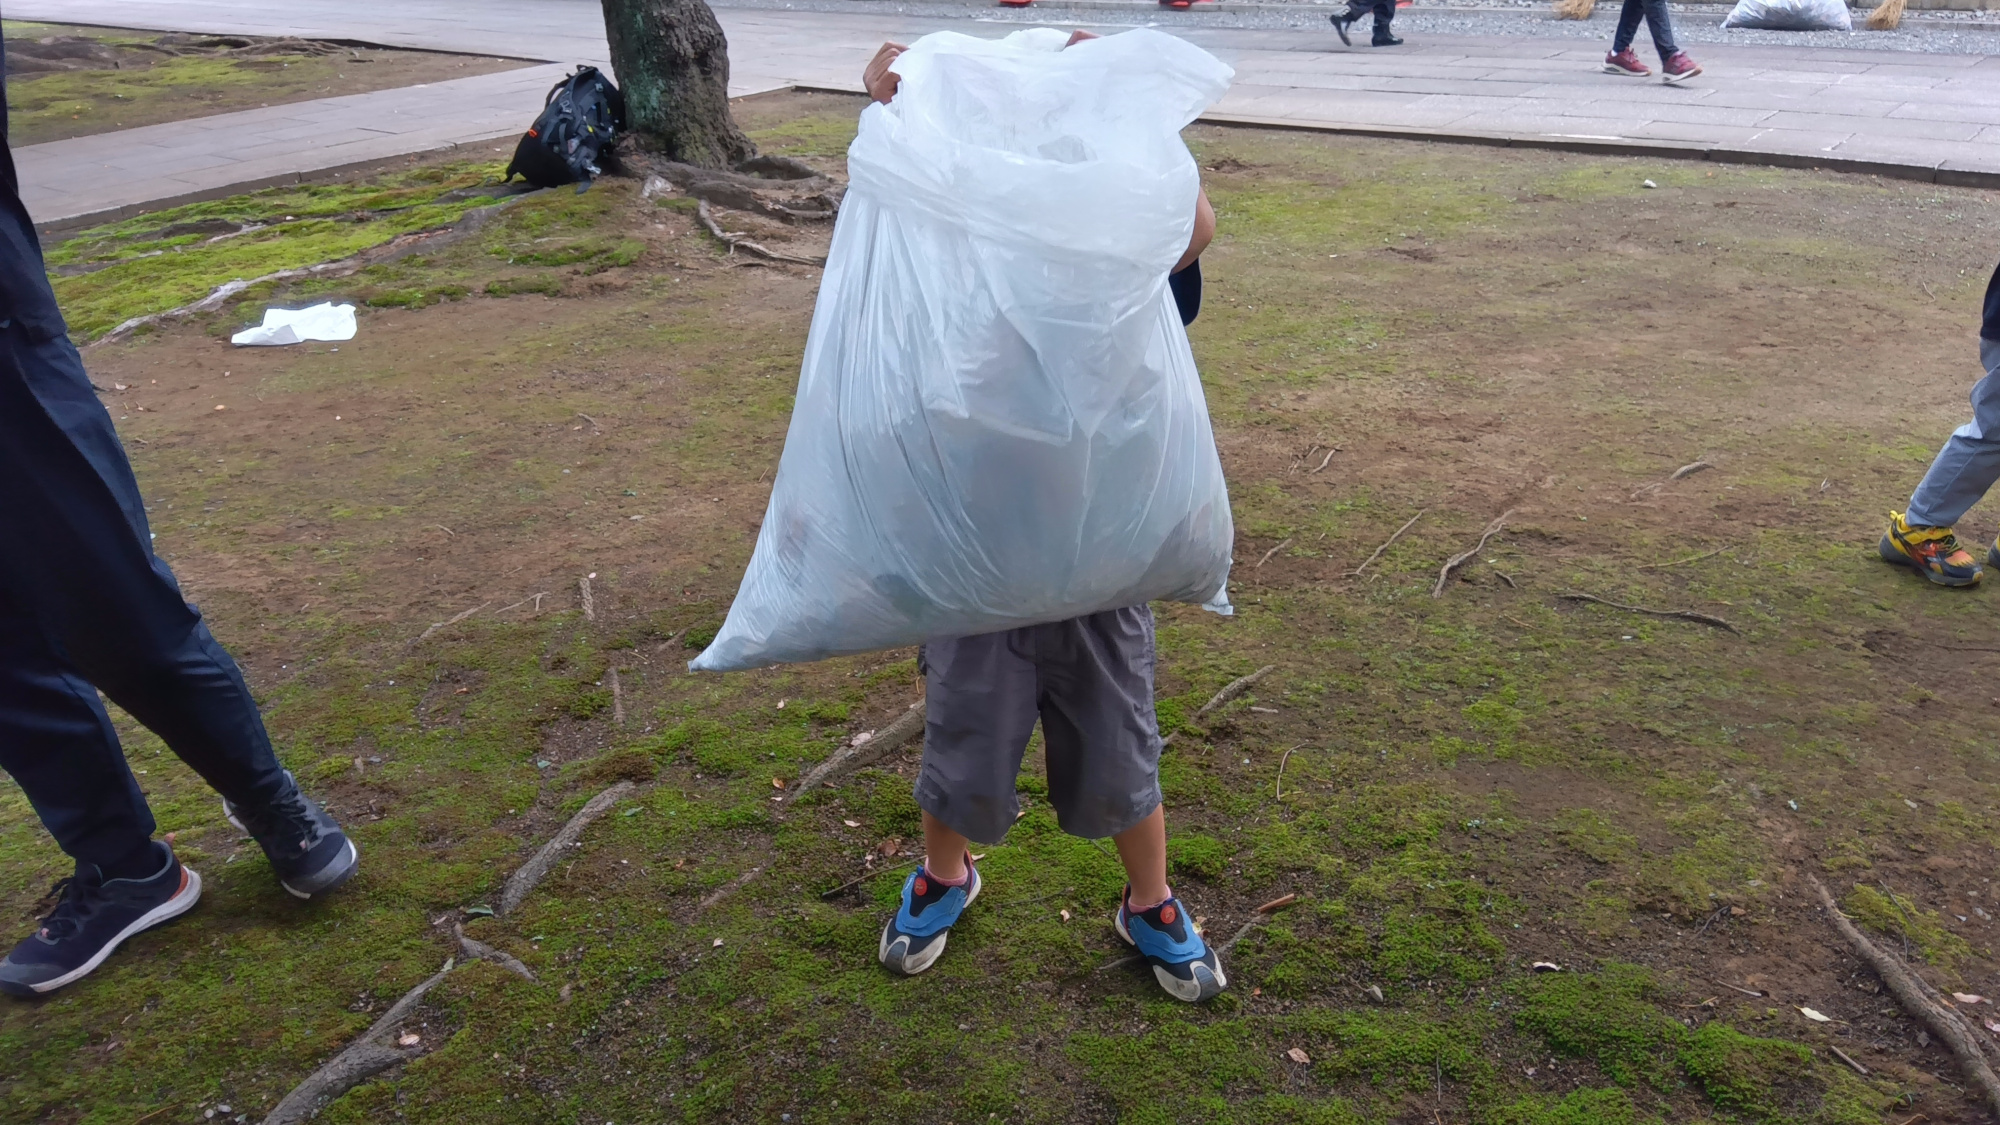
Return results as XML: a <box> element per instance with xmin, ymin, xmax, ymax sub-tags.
<box><xmin>1879</xmin><ymin>511</ymin><xmax>1984</xmax><ymax>587</ymax></box>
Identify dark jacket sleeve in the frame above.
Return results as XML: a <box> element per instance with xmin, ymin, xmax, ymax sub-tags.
<box><xmin>0</xmin><ymin>39</ymin><xmax>72</xmax><ymax>340</ymax></box>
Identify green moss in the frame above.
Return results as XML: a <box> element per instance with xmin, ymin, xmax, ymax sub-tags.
<box><xmin>1676</xmin><ymin>1022</ymin><xmax>1812</xmax><ymax>1123</ymax></box>
<box><xmin>1485</xmin><ymin>1087</ymin><xmax>1651</xmax><ymax>1125</ymax></box>
<box><xmin>1842</xmin><ymin>885</ymin><xmax>1975</xmax><ymax>970</ymax></box>
<box><xmin>1513</xmin><ymin>963</ymin><xmax>1684</xmax><ymax>1091</ymax></box>
<box><xmin>1551</xmin><ymin>809</ymin><xmax>1639</xmax><ymax>866</ymax></box>
<box><xmin>1168</xmin><ymin>831</ymin><xmax>1230</xmax><ymax>879</ymax></box>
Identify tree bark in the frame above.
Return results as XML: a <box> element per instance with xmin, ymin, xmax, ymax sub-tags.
<box><xmin>600</xmin><ymin>0</ymin><xmax>756</xmax><ymax>169</ymax></box>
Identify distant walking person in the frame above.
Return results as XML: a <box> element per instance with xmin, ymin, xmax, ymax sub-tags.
<box><xmin>1600</xmin><ymin>0</ymin><xmax>1696</xmax><ymax>82</ymax></box>
<box><xmin>0</xmin><ymin>43</ymin><xmax>358</xmax><ymax>998</ymax></box>
<box><xmin>1603</xmin><ymin>0</ymin><xmax>1702</xmax><ymax>83</ymax></box>
<box><xmin>1331</xmin><ymin>0</ymin><xmax>1403</xmax><ymax>46</ymax></box>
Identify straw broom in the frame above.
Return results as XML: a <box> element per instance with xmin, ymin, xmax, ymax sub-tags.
<box><xmin>1552</xmin><ymin>0</ymin><xmax>1596</xmax><ymax>18</ymax></box>
<box><xmin>1864</xmin><ymin>0</ymin><xmax>1904</xmax><ymax>29</ymax></box>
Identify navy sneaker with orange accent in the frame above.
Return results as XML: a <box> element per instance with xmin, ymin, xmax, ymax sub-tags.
<box><xmin>1113</xmin><ymin>886</ymin><xmax>1227</xmax><ymax>1003</ymax></box>
<box><xmin>1880</xmin><ymin>511</ymin><xmax>1984</xmax><ymax>587</ymax></box>
<box><xmin>879</xmin><ymin>856</ymin><xmax>980</xmax><ymax>976</ymax></box>
<box><xmin>0</xmin><ymin>843</ymin><xmax>201</xmax><ymax>998</ymax></box>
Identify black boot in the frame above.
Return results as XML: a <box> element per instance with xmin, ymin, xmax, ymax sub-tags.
<box><xmin>1372</xmin><ymin>26</ymin><xmax>1404</xmax><ymax>45</ymax></box>
<box><xmin>1330</xmin><ymin>10</ymin><xmax>1358</xmax><ymax>45</ymax></box>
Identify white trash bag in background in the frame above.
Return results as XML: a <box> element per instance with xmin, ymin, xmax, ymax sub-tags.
<box><xmin>691</xmin><ymin>28</ymin><xmax>1237</xmax><ymax>673</ymax></box>
<box><xmin>1722</xmin><ymin>0</ymin><xmax>1851</xmax><ymax>31</ymax></box>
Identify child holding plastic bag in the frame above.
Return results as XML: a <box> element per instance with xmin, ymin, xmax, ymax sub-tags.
<box><xmin>858</xmin><ymin>33</ymin><xmax>1230</xmax><ymax>1002</ymax></box>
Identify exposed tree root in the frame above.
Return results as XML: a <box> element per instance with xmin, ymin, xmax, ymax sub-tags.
<box><xmin>260</xmin><ymin>958</ymin><xmax>456</xmax><ymax>1125</ymax></box>
<box><xmin>454</xmin><ymin>922</ymin><xmax>537</xmax><ymax>982</ymax></box>
<box><xmin>498</xmin><ymin>782</ymin><xmax>636</xmax><ymax>916</ymax></box>
<box><xmin>1432</xmin><ymin>509</ymin><xmax>1515</xmax><ymax>598</ymax></box>
<box><xmin>1807</xmin><ymin>875</ymin><xmax>2000</xmax><ymax>1121</ymax></box>
<box><xmin>697</xmin><ymin>866</ymin><xmax>762</xmax><ymax>910</ymax></box>
<box><xmin>695</xmin><ymin>200</ymin><xmax>827</xmax><ymax>267</ymax></box>
<box><xmin>1558</xmin><ymin>592</ymin><xmax>1737</xmax><ymax>633</ymax></box>
<box><xmin>88</xmin><ymin>192</ymin><xmax>537</xmax><ymax>347</ymax></box>
<box><xmin>785</xmin><ymin>700</ymin><xmax>925</xmax><ymax>803</ymax></box>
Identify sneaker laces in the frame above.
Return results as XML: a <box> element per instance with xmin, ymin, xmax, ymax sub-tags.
<box><xmin>32</xmin><ymin>876</ymin><xmax>95</xmax><ymax>942</ymax></box>
<box><xmin>240</xmin><ymin>786</ymin><xmax>325</xmax><ymax>854</ymax></box>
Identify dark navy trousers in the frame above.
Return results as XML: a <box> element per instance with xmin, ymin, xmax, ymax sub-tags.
<box><xmin>0</xmin><ymin>323</ymin><xmax>289</xmax><ymax>868</ymax></box>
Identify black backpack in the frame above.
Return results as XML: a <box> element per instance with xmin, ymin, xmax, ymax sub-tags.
<box><xmin>504</xmin><ymin>66</ymin><xmax>625</xmax><ymax>190</ymax></box>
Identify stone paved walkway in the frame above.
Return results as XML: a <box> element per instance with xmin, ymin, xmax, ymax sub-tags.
<box><xmin>15</xmin><ymin>0</ymin><xmax>2000</xmax><ymax>229</ymax></box>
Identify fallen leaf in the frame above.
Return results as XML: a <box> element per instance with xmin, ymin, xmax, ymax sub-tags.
<box><xmin>1059</xmin><ymin>909</ymin><xmax>1071</xmax><ymax>922</ymax></box>
<box><xmin>1985</xmin><ymin>1018</ymin><xmax>2000</xmax><ymax>1034</ymax></box>
<box><xmin>712</xmin><ymin>938</ymin><xmax>724</xmax><ymax>947</ymax></box>
<box><xmin>463</xmin><ymin>905</ymin><xmax>495</xmax><ymax>918</ymax></box>
<box><xmin>777</xmin><ymin>699</ymin><xmax>787</xmax><ymax>709</ymax></box>
<box><xmin>772</xmin><ymin>777</ymin><xmax>785</xmax><ymax>789</ymax></box>
<box><xmin>397</xmin><ymin>1032</ymin><xmax>420</xmax><ymax>1047</ymax></box>
<box><xmin>1954</xmin><ymin>993</ymin><xmax>1988</xmax><ymax>1005</ymax></box>
<box><xmin>878</xmin><ymin>838</ymin><xmax>901</xmax><ymax>857</ymax></box>
<box><xmin>1730</xmin><ymin>906</ymin><xmax>1747</xmax><ymax>916</ymax></box>
<box><xmin>673</xmin><ymin>858</ymin><xmax>686</xmax><ymax>870</ymax></box>
<box><xmin>852</xmin><ymin>730</ymin><xmax>875</xmax><ymax>747</ymax></box>
<box><xmin>113</xmin><ymin>383</ymin><xmax>127</xmax><ymax>391</ymax></box>
<box><xmin>1364</xmin><ymin>984</ymin><xmax>1385</xmax><ymax>1003</ymax></box>
<box><xmin>1252</xmin><ymin>987</ymin><xmax>1263</xmax><ymax>997</ymax></box>
<box><xmin>1532</xmin><ymin>961</ymin><xmax>1562</xmax><ymax>973</ymax></box>
<box><xmin>843</xmin><ymin>819</ymin><xmax>861</xmax><ymax>828</ymax></box>
<box><xmin>213</xmin><ymin>404</ymin><xmax>227</xmax><ymax>411</ymax></box>
<box><xmin>1799</xmin><ymin>1007</ymin><xmax>1832</xmax><ymax>1023</ymax></box>
<box><xmin>1286</xmin><ymin>1047</ymin><xmax>1311</xmax><ymax>1064</ymax></box>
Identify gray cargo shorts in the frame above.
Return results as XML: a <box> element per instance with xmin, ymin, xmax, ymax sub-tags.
<box><xmin>914</xmin><ymin>606</ymin><xmax>1163</xmax><ymax>845</ymax></box>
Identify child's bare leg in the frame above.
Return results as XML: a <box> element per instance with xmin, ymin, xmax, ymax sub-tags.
<box><xmin>921</xmin><ymin>811</ymin><xmax>971</xmax><ymax>880</ymax></box>
<box><xmin>1112</xmin><ymin>805</ymin><xmax>1169</xmax><ymax>906</ymax></box>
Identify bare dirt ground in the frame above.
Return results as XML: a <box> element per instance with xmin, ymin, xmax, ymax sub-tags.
<box><xmin>3</xmin><ymin>91</ymin><xmax>2000</xmax><ymax>1124</ymax></box>
<box><xmin>2</xmin><ymin>22</ymin><xmax>529</xmax><ymax>147</ymax></box>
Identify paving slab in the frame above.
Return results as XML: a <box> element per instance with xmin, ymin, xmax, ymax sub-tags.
<box><xmin>12</xmin><ymin>0</ymin><xmax>2000</xmax><ymax>231</ymax></box>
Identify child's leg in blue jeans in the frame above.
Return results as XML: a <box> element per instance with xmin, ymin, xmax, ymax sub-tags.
<box><xmin>1906</xmin><ymin>340</ymin><xmax>2000</xmax><ymax>529</ymax></box>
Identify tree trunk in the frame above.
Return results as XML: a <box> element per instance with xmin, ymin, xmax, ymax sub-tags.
<box><xmin>600</xmin><ymin>0</ymin><xmax>756</xmax><ymax>169</ymax></box>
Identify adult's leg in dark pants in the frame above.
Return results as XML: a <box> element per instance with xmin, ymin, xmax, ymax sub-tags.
<box><xmin>0</xmin><ymin>584</ymin><xmax>156</xmax><ymax>871</ymax></box>
<box><xmin>1636</xmin><ymin>0</ymin><xmax>1679</xmax><ymax>57</ymax></box>
<box><xmin>0</xmin><ymin>323</ymin><xmax>288</xmax><ymax>821</ymax></box>
<box><xmin>1370</xmin><ymin>0</ymin><xmax>1397</xmax><ymax>37</ymax></box>
<box><xmin>1613</xmin><ymin>0</ymin><xmax>1644</xmax><ymax>52</ymax></box>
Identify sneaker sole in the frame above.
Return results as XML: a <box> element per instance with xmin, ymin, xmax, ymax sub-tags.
<box><xmin>1662</xmin><ymin>68</ymin><xmax>1702</xmax><ymax>84</ymax></box>
<box><xmin>3</xmin><ymin>867</ymin><xmax>202</xmax><ymax>997</ymax></box>
<box><xmin>878</xmin><ymin>867</ymin><xmax>980</xmax><ymax>976</ymax></box>
<box><xmin>1112</xmin><ymin>909</ymin><xmax>1229</xmax><ymax>1003</ymax></box>
<box><xmin>1603</xmin><ymin>65</ymin><xmax>1651</xmax><ymax>76</ymax></box>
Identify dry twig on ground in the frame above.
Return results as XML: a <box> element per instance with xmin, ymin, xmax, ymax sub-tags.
<box><xmin>609</xmin><ymin>667</ymin><xmax>625</xmax><ymax>726</ymax></box>
<box><xmin>1807</xmin><ymin>875</ymin><xmax>2000</xmax><ymax>1120</ymax></box>
<box><xmin>1163</xmin><ymin>665</ymin><xmax>1278</xmax><ymax>747</ymax></box>
<box><xmin>1255</xmin><ymin>538</ymin><xmax>1293</xmax><ymax>569</ymax></box>
<box><xmin>1432</xmin><ymin>509</ymin><xmax>1515</xmax><ymax>597</ymax></box>
<box><xmin>785</xmin><ymin>700</ymin><xmax>925</xmax><ymax>802</ymax></box>
<box><xmin>1558</xmin><ymin>592</ymin><xmax>1737</xmax><ymax>633</ymax></box>
<box><xmin>414</xmin><ymin>601</ymin><xmax>489</xmax><ymax>644</ymax></box>
<box><xmin>1634</xmin><ymin>544</ymin><xmax>1732</xmax><ymax>571</ymax></box>
<box><xmin>1348</xmin><ymin>509</ymin><xmax>1425</xmax><ymax>577</ymax></box>
<box><xmin>578</xmin><ymin>574</ymin><xmax>596</xmax><ymax>622</ymax></box>
<box><xmin>498</xmin><ymin>781</ymin><xmax>635</xmax><ymax>915</ymax></box>
<box><xmin>1631</xmin><ymin>460</ymin><xmax>1715</xmax><ymax>500</ymax></box>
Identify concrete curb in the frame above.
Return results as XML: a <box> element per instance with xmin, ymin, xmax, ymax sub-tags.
<box><xmin>1194</xmin><ymin>109</ymin><xmax>2000</xmax><ymax>188</ymax></box>
<box><xmin>37</xmin><ymin>133</ymin><xmax>521</xmax><ymax>237</ymax></box>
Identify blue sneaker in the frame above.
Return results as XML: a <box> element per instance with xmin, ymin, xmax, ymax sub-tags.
<box><xmin>1114</xmin><ymin>886</ymin><xmax>1227</xmax><ymax>1002</ymax></box>
<box><xmin>0</xmin><ymin>843</ymin><xmax>201</xmax><ymax>998</ymax></box>
<box><xmin>878</xmin><ymin>857</ymin><xmax>980</xmax><ymax>976</ymax></box>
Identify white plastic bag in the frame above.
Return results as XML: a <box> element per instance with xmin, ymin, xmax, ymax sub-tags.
<box><xmin>1723</xmin><ymin>0</ymin><xmax>1851</xmax><ymax>31</ymax></box>
<box><xmin>691</xmin><ymin>28</ymin><xmax>1237</xmax><ymax>673</ymax></box>
<box><xmin>230</xmin><ymin>302</ymin><xmax>357</xmax><ymax>346</ymax></box>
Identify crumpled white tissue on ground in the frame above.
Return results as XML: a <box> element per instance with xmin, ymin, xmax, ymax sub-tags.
<box><xmin>229</xmin><ymin>302</ymin><xmax>358</xmax><ymax>346</ymax></box>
